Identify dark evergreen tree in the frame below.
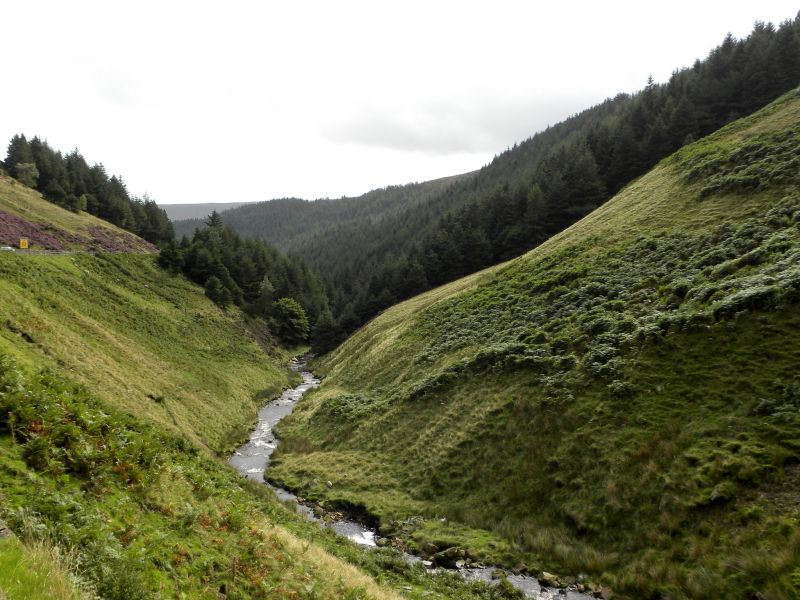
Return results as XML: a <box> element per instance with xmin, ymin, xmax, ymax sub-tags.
<box><xmin>5</xmin><ymin>135</ymin><xmax>33</xmax><ymax>172</ymax></box>
<box><xmin>205</xmin><ymin>211</ymin><xmax>223</xmax><ymax>228</ymax></box>
<box><xmin>204</xmin><ymin>275</ymin><xmax>228</xmax><ymax>306</ymax></box>
<box><xmin>311</xmin><ymin>307</ymin><xmax>341</xmax><ymax>353</ymax></box>
<box><xmin>157</xmin><ymin>240</ymin><xmax>184</xmax><ymax>273</ymax></box>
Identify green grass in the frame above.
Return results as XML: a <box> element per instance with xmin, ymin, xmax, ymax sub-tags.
<box><xmin>0</xmin><ymin>174</ymin><xmax>154</xmax><ymax>252</ymax></box>
<box><xmin>0</xmin><ymin>356</ymin><xmax>535</xmax><ymax>599</ymax></box>
<box><xmin>0</xmin><ymin>535</ymin><xmax>90</xmax><ymax>600</ymax></box>
<box><xmin>0</xmin><ymin>251</ymin><xmax>294</xmax><ymax>453</ymax></box>
<box><xmin>0</xmin><ymin>357</ymin><xmax>396</xmax><ymax>599</ymax></box>
<box><xmin>0</xmin><ymin>175</ymin><xmax>537</xmax><ymax>598</ymax></box>
<box><xmin>0</xmin><ymin>172</ymin><xmax>297</xmax><ymax>453</ymax></box>
<box><xmin>270</xmin><ymin>90</ymin><xmax>800</xmax><ymax>598</ymax></box>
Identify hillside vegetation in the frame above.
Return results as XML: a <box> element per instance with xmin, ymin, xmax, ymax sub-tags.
<box><xmin>270</xmin><ymin>90</ymin><xmax>800</xmax><ymax>598</ymax></box>
<box><xmin>2</xmin><ymin>137</ymin><xmax>334</xmax><ymax>348</ymax></box>
<box><xmin>185</xmin><ymin>18</ymin><xmax>800</xmax><ymax>353</ymax></box>
<box><xmin>0</xmin><ymin>357</ymin><xmax>410</xmax><ymax>599</ymax></box>
<box><xmin>0</xmin><ymin>174</ymin><xmax>155</xmax><ymax>252</ymax></box>
<box><xmin>171</xmin><ymin>174</ymin><xmax>471</xmax><ymax>249</ymax></box>
<box><xmin>3</xmin><ymin>134</ymin><xmax>173</xmax><ymax>246</ymax></box>
<box><xmin>0</xmin><ymin>182</ymin><xmax>535</xmax><ymax>599</ymax></box>
<box><xmin>0</xmin><ymin>176</ymin><xmax>297</xmax><ymax>453</ymax></box>
<box><xmin>161</xmin><ymin>202</ymin><xmax>249</xmax><ymax>222</ymax></box>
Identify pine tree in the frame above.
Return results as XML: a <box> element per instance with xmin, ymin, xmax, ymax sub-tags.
<box><xmin>157</xmin><ymin>240</ymin><xmax>184</xmax><ymax>273</ymax></box>
<box><xmin>43</xmin><ymin>180</ymin><xmax>69</xmax><ymax>207</ymax></box>
<box><xmin>5</xmin><ymin>134</ymin><xmax>33</xmax><ymax>171</ymax></box>
<box><xmin>311</xmin><ymin>307</ymin><xmax>341</xmax><ymax>353</ymax></box>
<box><xmin>205</xmin><ymin>211</ymin><xmax>223</xmax><ymax>228</ymax></box>
<box><xmin>204</xmin><ymin>275</ymin><xmax>226</xmax><ymax>305</ymax></box>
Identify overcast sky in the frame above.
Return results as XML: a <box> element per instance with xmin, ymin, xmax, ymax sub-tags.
<box><xmin>1</xmin><ymin>1</ymin><xmax>798</xmax><ymax>204</ymax></box>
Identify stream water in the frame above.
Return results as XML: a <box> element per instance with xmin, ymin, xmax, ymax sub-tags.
<box><xmin>230</xmin><ymin>359</ymin><xmax>595</xmax><ymax>600</ymax></box>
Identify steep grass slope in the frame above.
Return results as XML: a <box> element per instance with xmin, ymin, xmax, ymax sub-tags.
<box><xmin>0</xmin><ymin>357</ymin><xmax>410</xmax><ymax>599</ymax></box>
<box><xmin>0</xmin><ymin>251</ymin><xmax>292</xmax><ymax>453</ymax></box>
<box><xmin>0</xmin><ymin>175</ymin><xmax>155</xmax><ymax>252</ymax></box>
<box><xmin>271</xmin><ymin>90</ymin><xmax>800</xmax><ymax>598</ymax></box>
<box><xmin>0</xmin><ymin>174</ymin><xmax>296</xmax><ymax>452</ymax></box>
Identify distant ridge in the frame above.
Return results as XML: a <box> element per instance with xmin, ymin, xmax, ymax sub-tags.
<box><xmin>160</xmin><ymin>201</ymin><xmax>250</xmax><ymax>221</ymax></box>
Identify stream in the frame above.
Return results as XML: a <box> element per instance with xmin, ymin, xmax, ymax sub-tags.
<box><xmin>230</xmin><ymin>359</ymin><xmax>595</xmax><ymax>600</ymax></box>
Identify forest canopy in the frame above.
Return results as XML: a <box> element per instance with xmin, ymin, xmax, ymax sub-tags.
<box><xmin>175</xmin><ymin>17</ymin><xmax>800</xmax><ymax>352</ymax></box>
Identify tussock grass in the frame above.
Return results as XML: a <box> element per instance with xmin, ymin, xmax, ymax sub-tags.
<box><xmin>0</xmin><ymin>535</ymin><xmax>91</xmax><ymax>600</ymax></box>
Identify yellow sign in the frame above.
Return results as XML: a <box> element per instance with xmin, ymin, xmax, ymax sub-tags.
<box><xmin>19</xmin><ymin>238</ymin><xmax>28</xmax><ymax>249</ymax></box>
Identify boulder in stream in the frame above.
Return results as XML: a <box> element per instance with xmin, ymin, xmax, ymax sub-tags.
<box><xmin>431</xmin><ymin>546</ymin><xmax>465</xmax><ymax>567</ymax></box>
<box><xmin>538</xmin><ymin>571</ymin><xmax>565</xmax><ymax>588</ymax></box>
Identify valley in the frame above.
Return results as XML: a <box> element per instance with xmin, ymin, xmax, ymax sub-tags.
<box><xmin>0</xmin><ymin>11</ymin><xmax>799</xmax><ymax>600</ymax></box>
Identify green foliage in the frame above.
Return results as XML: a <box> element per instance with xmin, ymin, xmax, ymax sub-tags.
<box><xmin>155</xmin><ymin>239</ymin><xmax>183</xmax><ymax>272</ymax></box>
<box><xmin>13</xmin><ymin>161</ymin><xmax>39</xmax><ymax>187</ymax></box>
<box><xmin>271</xmin><ymin>92</ymin><xmax>800</xmax><ymax>598</ymax></box>
<box><xmin>0</xmin><ymin>252</ymin><xmax>292</xmax><ymax>452</ymax></box>
<box><xmin>0</xmin><ymin>358</ymin><xmax>333</xmax><ymax>598</ymax></box>
<box><xmin>2</xmin><ymin>135</ymin><xmax>173</xmax><ymax>246</ymax></box>
<box><xmin>175</xmin><ymin>17</ymin><xmax>800</xmax><ymax>345</ymax></box>
<box><xmin>203</xmin><ymin>274</ymin><xmax>230</xmax><ymax>306</ymax></box>
<box><xmin>75</xmin><ymin>193</ymin><xmax>88</xmax><ymax>212</ymax></box>
<box><xmin>204</xmin><ymin>209</ymin><xmax>223</xmax><ymax>228</ymax></box>
<box><xmin>272</xmin><ymin>297</ymin><xmax>310</xmax><ymax>344</ymax></box>
<box><xmin>167</xmin><ymin>219</ymin><xmax>329</xmax><ymax>338</ymax></box>
<box><xmin>679</xmin><ymin>119</ymin><xmax>800</xmax><ymax>198</ymax></box>
<box><xmin>0</xmin><ymin>355</ymin><xmax>548</xmax><ymax>600</ymax></box>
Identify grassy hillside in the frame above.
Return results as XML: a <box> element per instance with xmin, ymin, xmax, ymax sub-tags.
<box><xmin>0</xmin><ymin>178</ymin><xmax>531</xmax><ymax>599</ymax></box>
<box><xmin>0</xmin><ymin>251</ymin><xmax>294</xmax><ymax>453</ymax></box>
<box><xmin>0</xmin><ymin>347</ymin><xmax>533</xmax><ymax>600</ymax></box>
<box><xmin>0</xmin><ymin>175</ymin><xmax>155</xmax><ymax>252</ymax></box>
<box><xmin>0</xmin><ymin>357</ymin><xmax>410</xmax><ymax>599</ymax></box>
<box><xmin>271</xmin><ymin>90</ymin><xmax>800</xmax><ymax>598</ymax></box>
<box><xmin>177</xmin><ymin>20</ymin><xmax>800</xmax><ymax>356</ymax></box>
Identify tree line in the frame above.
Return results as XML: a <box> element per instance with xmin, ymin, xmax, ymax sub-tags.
<box><xmin>181</xmin><ymin>16</ymin><xmax>800</xmax><ymax>352</ymax></box>
<box><xmin>7</xmin><ymin>16</ymin><xmax>799</xmax><ymax>353</ymax></box>
<box><xmin>2</xmin><ymin>141</ymin><xmax>329</xmax><ymax>346</ymax></box>
<box><xmin>2</xmin><ymin>135</ymin><xmax>174</xmax><ymax>246</ymax></box>
<box><xmin>398</xmin><ymin>18</ymin><xmax>800</xmax><ymax>293</ymax></box>
<box><xmin>158</xmin><ymin>211</ymin><xmax>329</xmax><ymax>345</ymax></box>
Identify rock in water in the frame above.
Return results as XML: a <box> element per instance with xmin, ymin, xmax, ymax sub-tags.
<box><xmin>431</xmin><ymin>546</ymin><xmax>463</xmax><ymax>567</ymax></box>
<box><xmin>538</xmin><ymin>571</ymin><xmax>563</xmax><ymax>587</ymax></box>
